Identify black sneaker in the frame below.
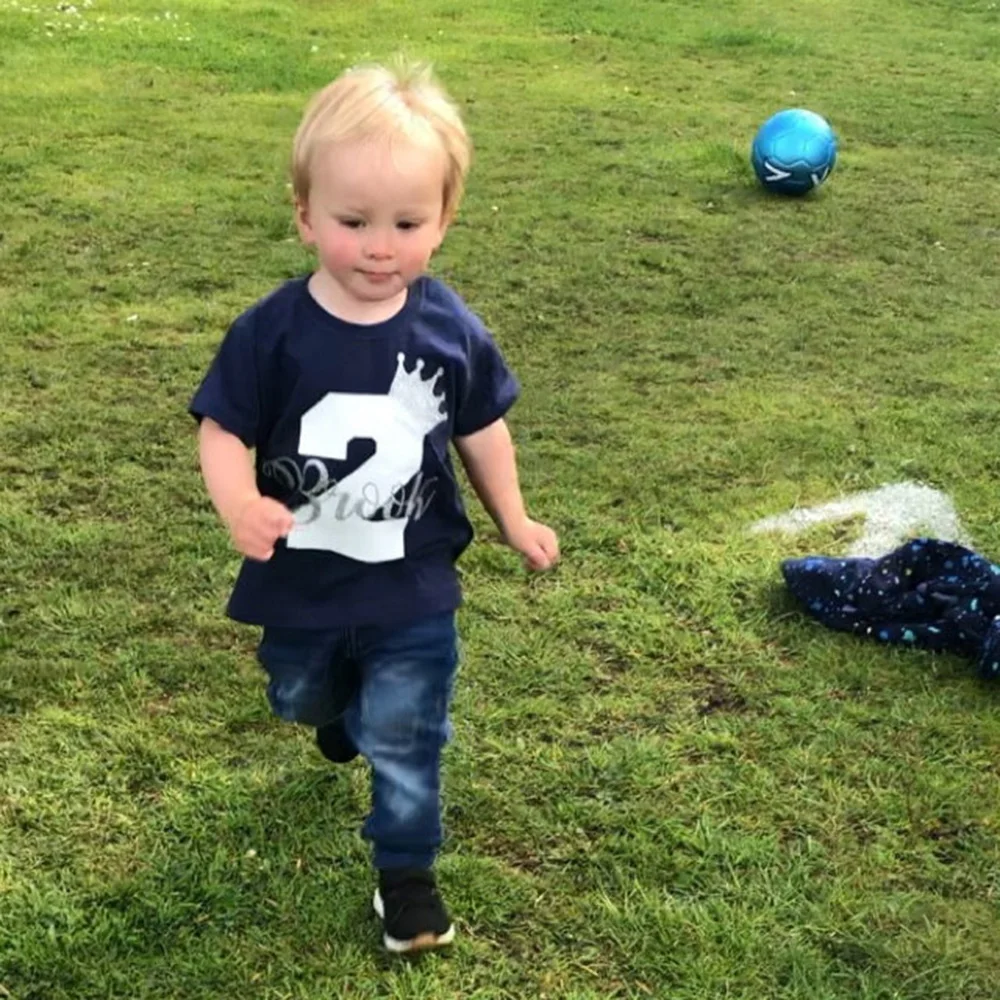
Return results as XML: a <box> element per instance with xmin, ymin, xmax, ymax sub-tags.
<box><xmin>315</xmin><ymin>716</ymin><xmax>358</xmax><ymax>764</ymax></box>
<box><xmin>373</xmin><ymin>868</ymin><xmax>455</xmax><ymax>953</ymax></box>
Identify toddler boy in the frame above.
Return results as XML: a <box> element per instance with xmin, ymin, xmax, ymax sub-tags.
<box><xmin>189</xmin><ymin>61</ymin><xmax>558</xmax><ymax>952</ymax></box>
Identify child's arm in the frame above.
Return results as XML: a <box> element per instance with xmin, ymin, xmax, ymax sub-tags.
<box><xmin>454</xmin><ymin>418</ymin><xmax>559</xmax><ymax>571</ymax></box>
<box><xmin>198</xmin><ymin>417</ymin><xmax>295</xmax><ymax>561</ymax></box>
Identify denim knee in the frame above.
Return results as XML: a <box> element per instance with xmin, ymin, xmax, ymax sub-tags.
<box><xmin>360</xmin><ymin>689</ymin><xmax>447</xmax><ymax>758</ymax></box>
<box><xmin>256</xmin><ymin>627</ymin><xmax>354</xmax><ymax>727</ymax></box>
<box><xmin>355</xmin><ymin>662</ymin><xmax>454</xmax><ymax>761</ymax></box>
<box><xmin>266</xmin><ymin>675</ymin><xmax>331</xmax><ymax>727</ymax></box>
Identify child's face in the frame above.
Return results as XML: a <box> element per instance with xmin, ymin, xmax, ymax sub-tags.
<box><xmin>296</xmin><ymin>137</ymin><xmax>449</xmax><ymax>322</ymax></box>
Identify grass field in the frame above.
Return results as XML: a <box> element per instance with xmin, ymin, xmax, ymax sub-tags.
<box><xmin>2</xmin><ymin>1</ymin><xmax>1000</xmax><ymax>997</ymax></box>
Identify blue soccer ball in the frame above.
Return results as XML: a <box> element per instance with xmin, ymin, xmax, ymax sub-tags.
<box><xmin>751</xmin><ymin>108</ymin><xmax>837</xmax><ymax>196</ymax></box>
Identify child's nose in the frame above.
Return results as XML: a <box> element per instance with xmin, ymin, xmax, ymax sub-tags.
<box><xmin>364</xmin><ymin>230</ymin><xmax>393</xmax><ymax>259</ymax></box>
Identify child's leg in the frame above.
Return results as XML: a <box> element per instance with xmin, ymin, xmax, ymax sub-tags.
<box><xmin>346</xmin><ymin>611</ymin><xmax>458</xmax><ymax>951</ymax></box>
<box><xmin>346</xmin><ymin>611</ymin><xmax>458</xmax><ymax>870</ymax></box>
<box><xmin>256</xmin><ymin>626</ymin><xmax>358</xmax><ymax>730</ymax></box>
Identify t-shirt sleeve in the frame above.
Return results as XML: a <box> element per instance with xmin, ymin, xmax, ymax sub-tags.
<box><xmin>453</xmin><ymin>316</ymin><xmax>520</xmax><ymax>437</ymax></box>
<box><xmin>188</xmin><ymin>314</ymin><xmax>260</xmax><ymax>448</ymax></box>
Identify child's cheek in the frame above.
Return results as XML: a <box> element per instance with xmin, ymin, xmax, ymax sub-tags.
<box><xmin>324</xmin><ymin>230</ymin><xmax>358</xmax><ymax>270</ymax></box>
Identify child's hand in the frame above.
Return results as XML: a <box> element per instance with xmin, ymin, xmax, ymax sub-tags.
<box><xmin>230</xmin><ymin>496</ymin><xmax>295</xmax><ymax>561</ymax></box>
<box><xmin>503</xmin><ymin>518</ymin><xmax>560</xmax><ymax>571</ymax></box>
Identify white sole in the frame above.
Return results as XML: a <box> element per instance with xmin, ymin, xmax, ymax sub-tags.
<box><xmin>373</xmin><ymin>889</ymin><xmax>456</xmax><ymax>953</ymax></box>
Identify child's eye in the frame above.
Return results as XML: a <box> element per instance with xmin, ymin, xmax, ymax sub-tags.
<box><xmin>338</xmin><ymin>218</ymin><xmax>364</xmax><ymax>230</ymax></box>
<box><xmin>396</xmin><ymin>220</ymin><xmax>422</xmax><ymax>232</ymax></box>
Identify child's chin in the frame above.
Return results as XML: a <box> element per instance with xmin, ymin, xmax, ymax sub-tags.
<box><xmin>353</xmin><ymin>275</ymin><xmax>402</xmax><ymax>295</ymax></box>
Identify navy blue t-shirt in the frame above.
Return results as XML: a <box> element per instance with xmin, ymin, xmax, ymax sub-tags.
<box><xmin>189</xmin><ymin>275</ymin><xmax>519</xmax><ymax>628</ymax></box>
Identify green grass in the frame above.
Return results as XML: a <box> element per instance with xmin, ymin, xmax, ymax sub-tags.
<box><xmin>2</xmin><ymin>0</ymin><xmax>1000</xmax><ymax>996</ymax></box>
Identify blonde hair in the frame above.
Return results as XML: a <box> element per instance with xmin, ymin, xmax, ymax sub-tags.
<box><xmin>291</xmin><ymin>61</ymin><xmax>472</xmax><ymax>222</ymax></box>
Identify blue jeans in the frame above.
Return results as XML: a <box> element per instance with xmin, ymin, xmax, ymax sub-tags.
<box><xmin>256</xmin><ymin>612</ymin><xmax>458</xmax><ymax>871</ymax></box>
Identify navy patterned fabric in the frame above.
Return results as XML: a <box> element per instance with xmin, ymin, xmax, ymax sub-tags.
<box><xmin>781</xmin><ymin>538</ymin><xmax>1000</xmax><ymax>680</ymax></box>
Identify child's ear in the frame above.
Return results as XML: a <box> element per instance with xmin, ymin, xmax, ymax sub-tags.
<box><xmin>294</xmin><ymin>197</ymin><xmax>314</xmax><ymax>245</ymax></box>
<box><xmin>433</xmin><ymin>211</ymin><xmax>451</xmax><ymax>250</ymax></box>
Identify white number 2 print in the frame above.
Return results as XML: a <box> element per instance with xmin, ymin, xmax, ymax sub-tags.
<box><xmin>286</xmin><ymin>354</ymin><xmax>447</xmax><ymax>563</ymax></box>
